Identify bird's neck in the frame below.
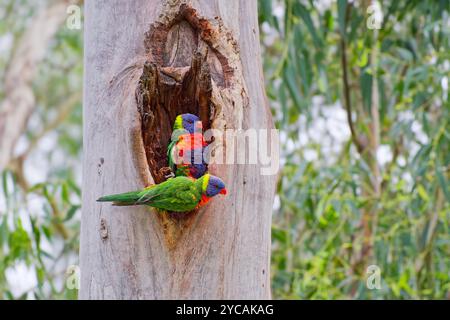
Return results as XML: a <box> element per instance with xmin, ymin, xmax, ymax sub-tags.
<box><xmin>194</xmin><ymin>176</ymin><xmax>206</xmax><ymax>191</ymax></box>
<box><xmin>194</xmin><ymin>175</ymin><xmax>211</xmax><ymax>208</ymax></box>
<box><xmin>196</xmin><ymin>194</ymin><xmax>211</xmax><ymax>209</ymax></box>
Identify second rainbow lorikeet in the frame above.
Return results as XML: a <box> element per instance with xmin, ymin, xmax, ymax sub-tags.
<box><xmin>168</xmin><ymin>133</ymin><xmax>209</xmax><ymax>178</ymax></box>
<box><xmin>167</xmin><ymin>113</ymin><xmax>209</xmax><ymax>179</ymax></box>
<box><xmin>97</xmin><ymin>174</ymin><xmax>226</xmax><ymax>212</ymax></box>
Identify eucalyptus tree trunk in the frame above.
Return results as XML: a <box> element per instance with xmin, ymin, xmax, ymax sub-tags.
<box><xmin>80</xmin><ymin>0</ymin><xmax>276</xmax><ymax>299</ymax></box>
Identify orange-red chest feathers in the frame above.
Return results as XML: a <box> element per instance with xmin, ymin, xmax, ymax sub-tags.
<box><xmin>196</xmin><ymin>194</ymin><xmax>211</xmax><ymax>209</ymax></box>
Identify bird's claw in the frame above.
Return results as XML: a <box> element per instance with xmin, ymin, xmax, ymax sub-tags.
<box><xmin>165</xmin><ymin>172</ymin><xmax>175</xmax><ymax>179</ymax></box>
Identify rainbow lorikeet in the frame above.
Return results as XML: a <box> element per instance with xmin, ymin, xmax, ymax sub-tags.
<box><xmin>168</xmin><ymin>133</ymin><xmax>209</xmax><ymax>178</ymax></box>
<box><xmin>97</xmin><ymin>174</ymin><xmax>226</xmax><ymax>212</ymax></box>
<box><xmin>168</xmin><ymin>114</ymin><xmax>209</xmax><ymax>179</ymax></box>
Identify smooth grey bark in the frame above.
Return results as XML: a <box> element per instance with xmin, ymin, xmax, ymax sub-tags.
<box><xmin>80</xmin><ymin>0</ymin><xmax>275</xmax><ymax>299</ymax></box>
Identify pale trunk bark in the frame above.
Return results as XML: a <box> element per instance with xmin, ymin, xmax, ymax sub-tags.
<box><xmin>80</xmin><ymin>0</ymin><xmax>275</xmax><ymax>299</ymax></box>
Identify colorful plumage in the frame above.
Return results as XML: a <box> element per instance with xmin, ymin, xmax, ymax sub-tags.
<box><xmin>168</xmin><ymin>133</ymin><xmax>208</xmax><ymax>178</ymax></box>
<box><xmin>167</xmin><ymin>114</ymin><xmax>209</xmax><ymax>179</ymax></box>
<box><xmin>97</xmin><ymin>174</ymin><xmax>226</xmax><ymax>212</ymax></box>
<box><xmin>171</xmin><ymin>113</ymin><xmax>203</xmax><ymax>139</ymax></box>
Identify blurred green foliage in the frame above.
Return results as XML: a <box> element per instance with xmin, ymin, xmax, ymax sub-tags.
<box><xmin>260</xmin><ymin>0</ymin><xmax>449</xmax><ymax>299</ymax></box>
<box><xmin>0</xmin><ymin>0</ymin><xmax>448</xmax><ymax>299</ymax></box>
<box><xmin>0</xmin><ymin>0</ymin><xmax>82</xmax><ymax>299</ymax></box>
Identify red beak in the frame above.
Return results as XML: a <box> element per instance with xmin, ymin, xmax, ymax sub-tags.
<box><xmin>220</xmin><ymin>188</ymin><xmax>227</xmax><ymax>195</ymax></box>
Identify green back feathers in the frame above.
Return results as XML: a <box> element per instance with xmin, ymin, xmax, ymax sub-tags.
<box><xmin>175</xmin><ymin>165</ymin><xmax>190</xmax><ymax>177</ymax></box>
<box><xmin>97</xmin><ymin>177</ymin><xmax>204</xmax><ymax>212</ymax></box>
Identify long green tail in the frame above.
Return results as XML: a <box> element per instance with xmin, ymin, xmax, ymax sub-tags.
<box><xmin>97</xmin><ymin>190</ymin><xmax>142</xmax><ymax>206</ymax></box>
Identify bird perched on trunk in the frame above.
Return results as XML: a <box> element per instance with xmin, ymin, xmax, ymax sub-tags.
<box><xmin>97</xmin><ymin>174</ymin><xmax>226</xmax><ymax>212</ymax></box>
<box><xmin>168</xmin><ymin>113</ymin><xmax>209</xmax><ymax>179</ymax></box>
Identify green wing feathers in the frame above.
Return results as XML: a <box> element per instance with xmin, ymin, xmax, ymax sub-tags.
<box><xmin>96</xmin><ymin>177</ymin><xmax>202</xmax><ymax>212</ymax></box>
<box><xmin>97</xmin><ymin>184</ymin><xmax>157</xmax><ymax>206</ymax></box>
<box><xmin>97</xmin><ymin>190</ymin><xmax>141</xmax><ymax>205</ymax></box>
<box><xmin>167</xmin><ymin>139</ymin><xmax>177</xmax><ymax>171</ymax></box>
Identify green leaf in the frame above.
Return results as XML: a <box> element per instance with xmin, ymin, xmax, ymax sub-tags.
<box><xmin>0</xmin><ymin>217</ymin><xmax>8</xmax><ymax>246</ymax></box>
<box><xmin>67</xmin><ymin>179</ymin><xmax>81</xmax><ymax>197</ymax></box>
<box><xmin>8</xmin><ymin>219</ymin><xmax>32</xmax><ymax>261</ymax></box>
<box><xmin>272</xmin><ymin>227</ymin><xmax>288</xmax><ymax>243</ymax></box>
<box><xmin>258</xmin><ymin>0</ymin><xmax>275</xmax><ymax>26</ymax></box>
<box><xmin>64</xmin><ymin>205</ymin><xmax>80</xmax><ymax>222</ymax></box>
<box><xmin>337</xmin><ymin>0</ymin><xmax>348</xmax><ymax>38</ymax></box>
<box><xmin>2</xmin><ymin>170</ymin><xmax>10</xmax><ymax>198</ymax></box>
<box><xmin>416</xmin><ymin>185</ymin><xmax>429</xmax><ymax>202</ymax></box>
<box><xmin>283</xmin><ymin>64</ymin><xmax>303</xmax><ymax>112</ymax></box>
<box><xmin>293</xmin><ymin>2</ymin><xmax>322</xmax><ymax>48</ymax></box>
<box><xmin>360</xmin><ymin>69</ymin><xmax>373</xmax><ymax>112</ymax></box>
<box><xmin>436</xmin><ymin>162</ymin><xmax>450</xmax><ymax>202</ymax></box>
<box><xmin>396</xmin><ymin>47</ymin><xmax>414</xmax><ymax>62</ymax></box>
<box><xmin>37</xmin><ymin>267</ymin><xmax>45</xmax><ymax>285</ymax></box>
<box><xmin>28</xmin><ymin>182</ymin><xmax>46</xmax><ymax>193</ymax></box>
<box><xmin>61</xmin><ymin>183</ymin><xmax>70</xmax><ymax>204</ymax></box>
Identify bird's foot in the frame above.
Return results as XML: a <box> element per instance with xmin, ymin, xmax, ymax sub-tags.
<box><xmin>165</xmin><ymin>172</ymin><xmax>175</xmax><ymax>179</ymax></box>
<box><xmin>159</xmin><ymin>166</ymin><xmax>175</xmax><ymax>180</ymax></box>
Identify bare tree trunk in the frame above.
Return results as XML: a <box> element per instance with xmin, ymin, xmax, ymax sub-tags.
<box><xmin>80</xmin><ymin>0</ymin><xmax>276</xmax><ymax>299</ymax></box>
<box><xmin>0</xmin><ymin>1</ymin><xmax>71</xmax><ymax>170</ymax></box>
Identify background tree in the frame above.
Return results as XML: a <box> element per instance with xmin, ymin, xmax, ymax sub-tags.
<box><xmin>261</xmin><ymin>0</ymin><xmax>449</xmax><ymax>299</ymax></box>
<box><xmin>0</xmin><ymin>0</ymin><xmax>82</xmax><ymax>299</ymax></box>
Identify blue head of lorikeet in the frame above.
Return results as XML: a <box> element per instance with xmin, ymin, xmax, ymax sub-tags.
<box><xmin>204</xmin><ymin>175</ymin><xmax>227</xmax><ymax>197</ymax></box>
<box><xmin>173</xmin><ymin>113</ymin><xmax>203</xmax><ymax>135</ymax></box>
<box><xmin>196</xmin><ymin>174</ymin><xmax>227</xmax><ymax>208</ymax></box>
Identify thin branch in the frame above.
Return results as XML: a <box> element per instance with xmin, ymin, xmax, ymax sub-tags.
<box><xmin>339</xmin><ymin>5</ymin><xmax>365</xmax><ymax>154</ymax></box>
<box><xmin>369</xmin><ymin>31</ymin><xmax>381</xmax><ymax>197</ymax></box>
<box><xmin>8</xmin><ymin>91</ymin><xmax>81</xmax><ymax>191</ymax></box>
<box><xmin>22</xmin><ymin>91</ymin><xmax>82</xmax><ymax>160</ymax></box>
